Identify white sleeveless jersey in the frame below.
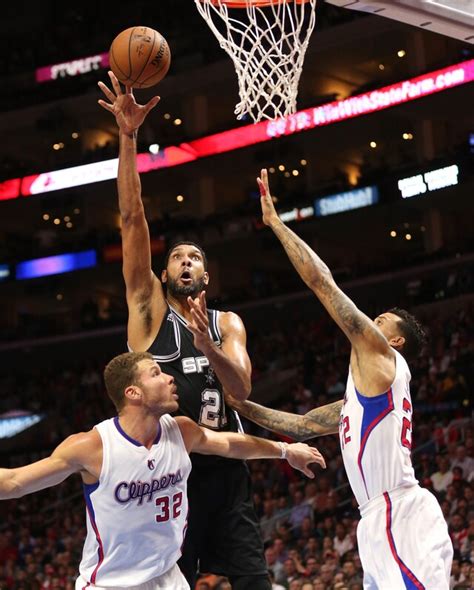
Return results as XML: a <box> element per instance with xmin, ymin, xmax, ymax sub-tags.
<box><xmin>339</xmin><ymin>349</ymin><xmax>418</xmax><ymax>507</ymax></box>
<box><xmin>79</xmin><ymin>414</ymin><xmax>192</xmax><ymax>587</ymax></box>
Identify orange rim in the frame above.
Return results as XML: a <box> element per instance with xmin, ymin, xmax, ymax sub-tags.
<box><xmin>198</xmin><ymin>0</ymin><xmax>311</xmax><ymax>7</ymax></box>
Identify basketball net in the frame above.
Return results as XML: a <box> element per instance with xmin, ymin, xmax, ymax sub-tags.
<box><xmin>195</xmin><ymin>0</ymin><xmax>317</xmax><ymax>122</ymax></box>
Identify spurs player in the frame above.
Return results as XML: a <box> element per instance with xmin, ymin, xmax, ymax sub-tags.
<box><xmin>227</xmin><ymin>169</ymin><xmax>453</xmax><ymax>589</ymax></box>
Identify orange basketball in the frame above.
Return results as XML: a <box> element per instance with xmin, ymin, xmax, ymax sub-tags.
<box><xmin>109</xmin><ymin>26</ymin><xmax>171</xmax><ymax>89</ymax></box>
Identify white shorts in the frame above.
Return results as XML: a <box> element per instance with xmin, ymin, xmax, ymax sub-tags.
<box><xmin>75</xmin><ymin>563</ymin><xmax>190</xmax><ymax>590</ymax></box>
<box><xmin>357</xmin><ymin>485</ymin><xmax>453</xmax><ymax>590</ymax></box>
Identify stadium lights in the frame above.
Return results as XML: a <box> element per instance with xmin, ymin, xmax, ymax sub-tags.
<box><xmin>43</xmin><ymin>213</ymin><xmax>49</xmax><ymax>221</ymax></box>
<box><xmin>370</xmin><ymin>141</ymin><xmax>377</xmax><ymax>148</ymax></box>
<box><xmin>2</xmin><ymin>60</ymin><xmax>471</xmax><ymax>201</ymax></box>
<box><xmin>398</xmin><ymin>49</ymin><xmax>406</xmax><ymax>58</ymax></box>
<box><xmin>176</xmin><ymin>195</ymin><xmax>184</xmax><ymax>202</ymax></box>
<box><xmin>149</xmin><ymin>143</ymin><xmax>160</xmax><ymax>155</ymax></box>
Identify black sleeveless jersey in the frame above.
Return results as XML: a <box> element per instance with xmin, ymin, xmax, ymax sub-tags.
<box><xmin>146</xmin><ymin>304</ymin><xmax>243</xmax><ymax>469</ymax></box>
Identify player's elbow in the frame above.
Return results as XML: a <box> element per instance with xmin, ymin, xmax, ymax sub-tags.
<box><xmin>307</xmin><ymin>265</ymin><xmax>334</xmax><ymax>293</ymax></box>
<box><xmin>121</xmin><ymin>208</ymin><xmax>145</xmax><ymax>227</ymax></box>
<box><xmin>231</xmin><ymin>380</ymin><xmax>252</xmax><ymax>402</ymax></box>
<box><xmin>232</xmin><ymin>385</ymin><xmax>252</xmax><ymax>402</ymax></box>
<box><xmin>0</xmin><ymin>474</ymin><xmax>23</xmax><ymax>500</ymax></box>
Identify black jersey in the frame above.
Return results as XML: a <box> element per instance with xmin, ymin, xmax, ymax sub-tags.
<box><xmin>146</xmin><ymin>304</ymin><xmax>242</xmax><ymax>468</ymax></box>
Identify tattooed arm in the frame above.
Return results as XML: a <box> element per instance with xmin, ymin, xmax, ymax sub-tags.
<box><xmin>228</xmin><ymin>397</ymin><xmax>343</xmax><ymax>441</ymax></box>
<box><xmin>257</xmin><ymin>169</ymin><xmax>391</xmax><ymax>356</ymax></box>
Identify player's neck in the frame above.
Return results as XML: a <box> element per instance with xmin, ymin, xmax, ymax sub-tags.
<box><xmin>166</xmin><ymin>293</ymin><xmax>199</xmax><ymax>321</ymax></box>
<box><xmin>116</xmin><ymin>410</ymin><xmax>162</xmax><ymax>450</ymax></box>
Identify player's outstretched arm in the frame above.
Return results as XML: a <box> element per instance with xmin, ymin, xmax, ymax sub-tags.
<box><xmin>257</xmin><ymin>168</ymin><xmax>391</xmax><ymax>356</ymax></box>
<box><xmin>0</xmin><ymin>432</ymin><xmax>94</xmax><ymax>500</ymax></box>
<box><xmin>176</xmin><ymin>416</ymin><xmax>326</xmax><ymax>478</ymax></box>
<box><xmin>227</xmin><ymin>397</ymin><xmax>342</xmax><ymax>441</ymax></box>
<box><xmin>98</xmin><ymin>72</ymin><xmax>167</xmax><ymax>347</ymax></box>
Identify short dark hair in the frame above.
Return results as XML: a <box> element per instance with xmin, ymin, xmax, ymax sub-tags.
<box><xmin>164</xmin><ymin>241</ymin><xmax>208</xmax><ymax>271</ymax></box>
<box><xmin>388</xmin><ymin>307</ymin><xmax>427</xmax><ymax>361</ymax></box>
<box><xmin>103</xmin><ymin>352</ymin><xmax>153</xmax><ymax>412</ymax></box>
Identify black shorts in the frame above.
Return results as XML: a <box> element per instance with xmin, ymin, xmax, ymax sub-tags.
<box><xmin>178</xmin><ymin>460</ymin><xmax>268</xmax><ymax>578</ymax></box>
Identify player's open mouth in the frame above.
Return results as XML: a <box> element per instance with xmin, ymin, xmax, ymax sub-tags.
<box><xmin>180</xmin><ymin>271</ymin><xmax>192</xmax><ymax>284</ymax></box>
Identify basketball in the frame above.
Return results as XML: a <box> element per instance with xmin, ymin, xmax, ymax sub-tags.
<box><xmin>109</xmin><ymin>26</ymin><xmax>171</xmax><ymax>89</ymax></box>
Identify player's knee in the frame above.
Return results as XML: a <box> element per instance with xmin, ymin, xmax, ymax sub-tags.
<box><xmin>229</xmin><ymin>574</ymin><xmax>271</xmax><ymax>590</ymax></box>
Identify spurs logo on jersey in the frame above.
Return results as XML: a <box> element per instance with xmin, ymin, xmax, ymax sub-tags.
<box><xmin>340</xmin><ymin>349</ymin><xmax>418</xmax><ymax>507</ymax></box>
<box><xmin>182</xmin><ymin>356</ymin><xmax>209</xmax><ymax>374</ymax></box>
<box><xmin>140</xmin><ymin>304</ymin><xmax>242</xmax><ymax>468</ymax></box>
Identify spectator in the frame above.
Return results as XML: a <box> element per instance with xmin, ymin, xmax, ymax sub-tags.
<box><xmin>451</xmin><ymin>446</ymin><xmax>474</xmax><ymax>479</ymax></box>
<box><xmin>431</xmin><ymin>455</ymin><xmax>454</xmax><ymax>493</ymax></box>
<box><xmin>333</xmin><ymin>523</ymin><xmax>354</xmax><ymax>558</ymax></box>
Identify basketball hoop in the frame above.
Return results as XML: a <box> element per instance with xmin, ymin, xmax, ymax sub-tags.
<box><xmin>195</xmin><ymin>0</ymin><xmax>317</xmax><ymax>122</ymax></box>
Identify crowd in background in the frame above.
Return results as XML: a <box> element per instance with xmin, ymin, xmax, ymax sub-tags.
<box><xmin>0</xmin><ymin>301</ymin><xmax>472</xmax><ymax>589</ymax></box>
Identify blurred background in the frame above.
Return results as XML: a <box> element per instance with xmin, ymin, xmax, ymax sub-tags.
<box><xmin>0</xmin><ymin>1</ymin><xmax>473</xmax><ymax>589</ymax></box>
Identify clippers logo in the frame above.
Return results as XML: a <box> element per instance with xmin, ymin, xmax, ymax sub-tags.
<box><xmin>147</xmin><ymin>459</ymin><xmax>156</xmax><ymax>470</ymax></box>
<box><xmin>114</xmin><ymin>470</ymin><xmax>183</xmax><ymax>505</ymax></box>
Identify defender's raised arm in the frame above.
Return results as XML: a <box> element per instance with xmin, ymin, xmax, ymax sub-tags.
<box><xmin>257</xmin><ymin>168</ymin><xmax>392</xmax><ymax>359</ymax></box>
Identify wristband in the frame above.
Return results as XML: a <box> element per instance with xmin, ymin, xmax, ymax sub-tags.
<box><xmin>279</xmin><ymin>442</ymin><xmax>289</xmax><ymax>460</ymax></box>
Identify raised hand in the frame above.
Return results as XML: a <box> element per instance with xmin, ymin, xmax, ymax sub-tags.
<box><xmin>286</xmin><ymin>442</ymin><xmax>326</xmax><ymax>478</ymax></box>
<box><xmin>186</xmin><ymin>292</ymin><xmax>213</xmax><ymax>354</ymax></box>
<box><xmin>257</xmin><ymin>168</ymin><xmax>280</xmax><ymax>227</ymax></box>
<box><xmin>98</xmin><ymin>71</ymin><xmax>160</xmax><ymax>135</ymax></box>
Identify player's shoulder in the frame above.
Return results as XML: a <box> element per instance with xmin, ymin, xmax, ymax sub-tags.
<box><xmin>173</xmin><ymin>415</ymin><xmax>197</xmax><ymax>431</ymax></box>
<box><xmin>61</xmin><ymin>429</ymin><xmax>101</xmax><ymax>449</ymax></box>
<box><xmin>173</xmin><ymin>416</ymin><xmax>200</xmax><ymax>452</ymax></box>
<box><xmin>53</xmin><ymin>429</ymin><xmax>101</xmax><ymax>464</ymax></box>
<box><xmin>217</xmin><ymin>309</ymin><xmax>246</xmax><ymax>335</ymax></box>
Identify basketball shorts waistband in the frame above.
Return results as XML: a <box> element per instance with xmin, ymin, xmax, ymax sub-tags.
<box><xmin>359</xmin><ymin>483</ymin><xmax>419</xmax><ymax>517</ymax></box>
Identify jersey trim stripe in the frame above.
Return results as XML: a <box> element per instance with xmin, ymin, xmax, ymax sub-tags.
<box><xmin>113</xmin><ymin>416</ymin><xmax>162</xmax><ymax>447</ymax></box>
<box><xmin>357</xmin><ymin>387</ymin><xmax>394</xmax><ymax>499</ymax></box>
<box><xmin>83</xmin><ymin>483</ymin><xmax>105</xmax><ymax>584</ymax></box>
<box><xmin>384</xmin><ymin>492</ymin><xmax>425</xmax><ymax>589</ymax></box>
<box><xmin>213</xmin><ymin>310</ymin><xmax>222</xmax><ymax>346</ymax></box>
<box><xmin>152</xmin><ymin>313</ymin><xmax>182</xmax><ymax>362</ymax></box>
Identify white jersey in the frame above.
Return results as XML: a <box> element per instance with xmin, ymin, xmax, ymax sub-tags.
<box><xmin>340</xmin><ymin>349</ymin><xmax>418</xmax><ymax>507</ymax></box>
<box><xmin>79</xmin><ymin>414</ymin><xmax>192</xmax><ymax>587</ymax></box>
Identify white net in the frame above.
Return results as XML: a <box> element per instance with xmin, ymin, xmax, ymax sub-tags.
<box><xmin>195</xmin><ymin>0</ymin><xmax>317</xmax><ymax>122</ymax></box>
